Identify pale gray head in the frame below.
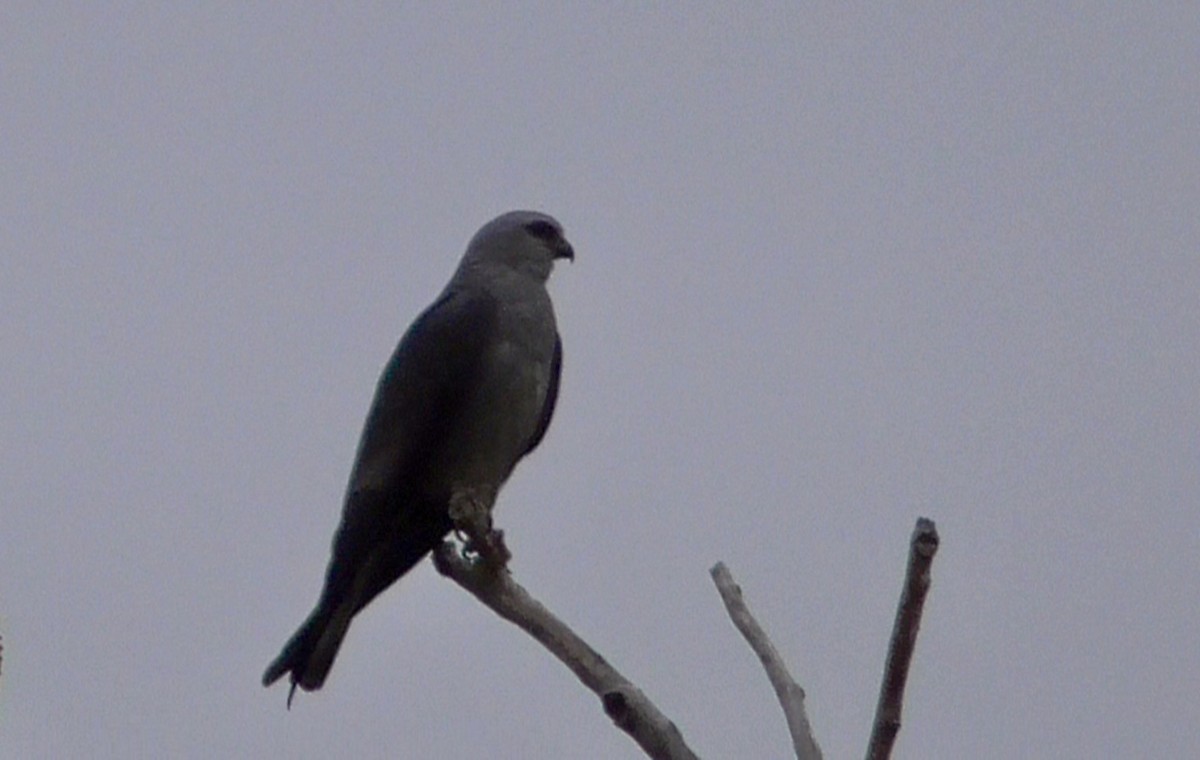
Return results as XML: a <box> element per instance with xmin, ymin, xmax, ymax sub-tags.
<box><xmin>458</xmin><ymin>210</ymin><xmax>574</xmax><ymax>284</ymax></box>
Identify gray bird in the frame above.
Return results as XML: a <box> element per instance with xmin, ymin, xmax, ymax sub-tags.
<box><xmin>263</xmin><ymin>211</ymin><xmax>573</xmax><ymax>705</ymax></box>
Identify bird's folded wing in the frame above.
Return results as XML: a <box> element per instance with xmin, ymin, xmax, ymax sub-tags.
<box><xmin>333</xmin><ymin>287</ymin><xmax>500</xmax><ymax>551</ymax></box>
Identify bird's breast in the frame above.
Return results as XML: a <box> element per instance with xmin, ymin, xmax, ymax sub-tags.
<box><xmin>425</xmin><ymin>292</ymin><xmax>557</xmax><ymax>499</ymax></box>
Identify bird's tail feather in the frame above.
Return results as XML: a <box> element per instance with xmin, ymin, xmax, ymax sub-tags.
<box><xmin>262</xmin><ymin>602</ymin><xmax>354</xmax><ymax>708</ymax></box>
<box><xmin>263</xmin><ymin>507</ymin><xmax>453</xmax><ymax>706</ymax></box>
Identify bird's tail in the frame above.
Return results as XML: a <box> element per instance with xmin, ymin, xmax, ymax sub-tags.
<box><xmin>262</xmin><ymin>601</ymin><xmax>355</xmax><ymax>708</ymax></box>
<box><xmin>263</xmin><ymin>503</ymin><xmax>453</xmax><ymax>706</ymax></box>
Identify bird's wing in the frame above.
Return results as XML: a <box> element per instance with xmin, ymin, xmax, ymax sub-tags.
<box><xmin>325</xmin><ymin>287</ymin><xmax>500</xmax><ymax>579</ymax></box>
<box><xmin>523</xmin><ymin>332</ymin><xmax>562</xmax><ymax>456</ymax></box>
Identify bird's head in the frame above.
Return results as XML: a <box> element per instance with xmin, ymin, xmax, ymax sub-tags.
<box><xmin>460</xmin><ymin>210</ymin><xmax>574</xmax><ymax>283</ymax></box>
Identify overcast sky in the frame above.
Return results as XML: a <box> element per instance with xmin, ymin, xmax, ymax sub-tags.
<box><xmin>3</xmin><ymin>4</ymin><xmax>1197</xmax><ymax>758</ymax></box>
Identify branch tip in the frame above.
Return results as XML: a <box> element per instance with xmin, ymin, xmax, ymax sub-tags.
<box><xmin>866</xmin><ymin>517</ymin><xmax>940</xmax><ymax>760</ymax></box>
<box><xmin>711</xmin><ymin>561</ymin><xmax>823</xmax><ymax>760</ymax></box>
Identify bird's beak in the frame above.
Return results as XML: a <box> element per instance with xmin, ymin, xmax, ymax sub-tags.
<box><xmin>555</xmin><ymin>241</ymin><xmax>575</xmax><ymax>262</ymax></box>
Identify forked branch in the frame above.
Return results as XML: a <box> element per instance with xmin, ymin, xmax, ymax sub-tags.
<box><xmin>438</xmin><ymin>515</ymin><xmax>938</xmax><ymax>760</ymax></box>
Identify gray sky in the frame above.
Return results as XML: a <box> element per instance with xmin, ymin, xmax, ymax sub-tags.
<box><xmin>3</xmin><ymin>4</ymin><xmax>1197</xmax><ymax>758</ymax></box>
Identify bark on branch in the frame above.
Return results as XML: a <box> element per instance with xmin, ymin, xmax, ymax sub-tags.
<box><xmin>433</xmin><ymin>542</ymin><xmax>700</xmax><ymax>760</ymax></box>
<box><xmin>866</xmin><ymin>517</ymin><xmax>939</xmax><ymax>760</ymax></box>
<box><xmin>437</xmin><ymin>514</ymin><xmax>937</xmax><ymax>759</ymax></box>
<box><xmin>710</xmin><ymin>562</ymin><xmax>823</xmax><ymax>760</ymax></box>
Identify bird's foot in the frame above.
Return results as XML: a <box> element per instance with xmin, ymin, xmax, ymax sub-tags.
<box><xmin>449</xmin><ymin>492</ymin><xmax>510</xmax><ymax>569</ymax></box>
<box><xmin>454</xmin><ymin>523</ymin><xmax>511</xmax><ymax>569</ymax></box>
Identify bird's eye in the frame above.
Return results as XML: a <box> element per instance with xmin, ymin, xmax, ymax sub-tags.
<box><xmin>525</xmin><ymin>220</ymin><xmax>559</xmax><ymax>241</ymax></box>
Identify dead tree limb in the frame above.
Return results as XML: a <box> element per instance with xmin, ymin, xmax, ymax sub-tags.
<box><xmin>434</xmin><ymin>542</ymin><xmax>700</xmax><ymax>760</ymax></box>
<box><xmin>436</xmin><ymin>513</ymin><xmax>938</xmax><ymax>759</ymax></box>
<box><xmin>710</xmin><ymin>562</ymin><xmax>823</xmax><ymax>760</ymax></box>
<box><xmin>866</xmin><ymin>517</ymin><xmax>940</xmax><ymax>760</ymax></box>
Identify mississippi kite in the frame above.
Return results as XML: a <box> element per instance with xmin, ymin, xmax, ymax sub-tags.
<box><xmin>263</xmin><ymin>211</ymin><xmax>573</xmax><ymax>705</ymax></box>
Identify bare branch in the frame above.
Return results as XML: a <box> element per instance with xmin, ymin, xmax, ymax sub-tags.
<box><xmin>434</xmin><ymin>542</ymin><xmax>700</xmax><ymax>760</ymax></box>
<box><xmin>866</xmin><ymin>517</ymin><xmax>940</xmax><ymax>760</ymax></box>
<box><xmin>710</xmin><ymin>562</ymin><xmax>823</xmax><ymax>760</ymax></box>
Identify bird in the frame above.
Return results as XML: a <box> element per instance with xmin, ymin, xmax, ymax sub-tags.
<box><xmin>263</xmin><ymin>210</ymin><xmax>573</xmax><ymax>706</ymax></box>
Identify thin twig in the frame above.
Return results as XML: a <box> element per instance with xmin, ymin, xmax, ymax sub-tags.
<box><xmin>866</xmin><ymin>517</ymin><xmax>940</xmax><ymax>760</ymax></box>
<box><xmin>710</xmin><ymin>562</ymin><xmax>823</xmax><ymax>760</ymax></box>
<box><xmin>434</xmin><ymin>542</ymin><xmax>700</xmax><ymax>760</ymax></box>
